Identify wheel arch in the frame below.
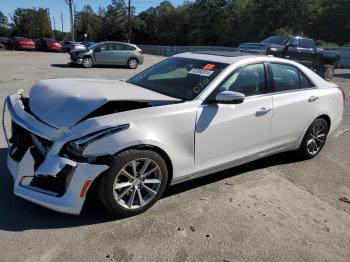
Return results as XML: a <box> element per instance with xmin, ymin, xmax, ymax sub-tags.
<box><xmin>91</xmin><ymin>144</ymin><xmax>174</xmax><ymax>189</ymax></box>
<box><xmin>128</xmin><ymin>56</ymin><xmax>139</xmax><ymax>63</ymax></box>
<box><xmin>295</xmin><ymin>113</ymin><xmax>332</xmax><ymax>149</ymax></box>
<box><xmin>120</xmin><ymin>144</ymin><xmax>173</xmax><ymax>186</ymax></box>
<box><xmin>316</xmin><ymin>114</ymin><xmax>331</xmax><ymax>132</ymax></box>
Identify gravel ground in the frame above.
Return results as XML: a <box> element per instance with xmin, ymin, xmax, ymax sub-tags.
<box><xmin>0</xmin><ymin>50</ymin><xmax>350</xmax><ymax>262</ymax></box>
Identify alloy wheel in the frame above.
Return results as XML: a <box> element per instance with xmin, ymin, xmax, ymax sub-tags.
<box><xmin>129</xmin><ymin>59</ymin><xmax>138</xmax><ymax>69</ymax></box>
<box><xmin>83</xmin><ymin>58</ymin><xmax>92</xmax><ymax>68</ymax></box>
<box><xmin>306</xmin><ymin>122</ymin><xmax>326</xmax><ymax>155</ymax></box>
<box><xmin>113</xmin><ymin>158</ymin><xmax>162</xmax><ymax>209</ymax></box>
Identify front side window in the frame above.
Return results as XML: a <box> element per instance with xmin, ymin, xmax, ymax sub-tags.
<box><xmin>128</xmin><ymin>57</ymin><xmax>228</xmax><ymax>100</ymax></box>
<box><xmin>99</xmin><ymin>44</ymin><xmax>116</xmax><ymax>51</ymax></box>
<box><xmin>271</xmin><ymin>63</ymin><xmax>313</xmax><ymax>92</ymax></box>
<box><xmin>215</xmin><ymin>63</ymin><xmax>266</xmax><ymax>97</ymax></box>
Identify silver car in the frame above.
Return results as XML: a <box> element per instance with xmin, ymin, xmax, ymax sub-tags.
<box><xmin>69</xmin><ymin>41</ymin><xmax>144</xmax><ymax>69</ymax></box>
<box><xmin>3</xmin><ymin>52</ymin><xmax>344</xmax><ymax>217</ymax></box>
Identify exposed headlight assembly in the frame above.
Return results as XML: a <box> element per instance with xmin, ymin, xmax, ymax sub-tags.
<box><xmin>61</xmin><ymin>124</ymin><xmax>130</xmax><ymax>161</ymax></box>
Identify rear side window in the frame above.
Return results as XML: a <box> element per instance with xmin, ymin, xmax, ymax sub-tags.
<box><xmin>299</xmin><ymin>39</ymin><xmax>314</xmax><ymax>49</ymax></box>
<box><xmin>299</xmin><ymin>71</ymin><xmax>313</xmax><ymax>88</ymax></box>
<box><xmin>271</xmin><ymin>63</ymin><xmax>314</xmax><ymax>92</ymax></box>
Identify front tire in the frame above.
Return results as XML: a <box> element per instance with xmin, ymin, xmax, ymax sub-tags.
<box><xmin>297</xmin><ymin>118</ymin><xmax>329</xmax><ymax>159</ymax></box>
<box><xmin>82</xmin><ymin>57</ymin><xmax>93</xmax><ymax>68</ymax></box>
<box><xmin>97</xmin><ymin>149</ymin><xmax>168</xmax><ymax>217</ymax></box>
<box><xmin>127</xmin><ymin>58</ymin><xmax>139</xmax><ymax>69</ymax></box>
<box><xmin>317</xmin><ymin>65</ymin><xmax>334</xmax><ymax>81</ymax></box>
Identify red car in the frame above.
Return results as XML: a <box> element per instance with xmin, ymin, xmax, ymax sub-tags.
<box><xmin>36</xmin><ymin>38</ymin><xmax>62</xmax><ymax>52</ymax></box>
<box><xmin>7</xmin><ymin>37</ymin><xmax>36</xmax><ymax>50</ymax></box>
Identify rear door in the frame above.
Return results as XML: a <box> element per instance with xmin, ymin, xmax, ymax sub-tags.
<box><xmin>267</xmin><ymin>63</ymin><xmax>319</xmax><ymax>148</ymax></box>
<box><xmin>114</xmin><ymin>43</ymin><xmax>134</xmax><ymax>65</ymax></box>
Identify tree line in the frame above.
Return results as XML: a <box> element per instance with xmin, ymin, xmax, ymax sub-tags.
<box><xmin>1</xmin><ymin>0</ymin><xmax>350</xmax><ymax>46</ymax></box>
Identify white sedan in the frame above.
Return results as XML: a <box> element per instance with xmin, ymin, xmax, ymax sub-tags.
<box><xmin>3</xmin><ymin>52</ymin><xmax>345</xmax><ymax>217</ymax></box>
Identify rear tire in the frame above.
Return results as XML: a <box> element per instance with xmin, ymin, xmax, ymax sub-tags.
<box><xmin>82</xmin><ymin>57</ymin><xmax>93</xmax><ymax>68</ymax></box>
<box><xmin>127</xmin><ymin>58</ymin><xmax>139</xmax><ymax>69</ymax></box>
<box><xmin>296</xmin><ymin>118</ymin><xmax>329</xmax><ymax>159</ymax></box>
<box><xmin>97</xmin><ymin>149</ymin><xmax>168</xmax><ymax>217</ymax></box>
<box><xmin>317</xmin><ymin>65</ymin><xmax>334</xmax><ymax>81</ymax></box>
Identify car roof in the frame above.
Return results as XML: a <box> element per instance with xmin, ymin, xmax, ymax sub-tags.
<box><xmin>98</xmin><ymin>41</ymin><xmax>137</xmax><ymax>46</ymax></box>
<box><xmin>174</xmin><ymin>51</ymin><xmax>262</xmax><ymax>64</ymax></box>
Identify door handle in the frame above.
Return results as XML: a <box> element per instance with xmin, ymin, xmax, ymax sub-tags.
<box><xmin>256</xmin><ymin>107</ymin><xmax>271</xmax><ymax>116</ymax></box>
<box><xmin>308</xmin><ymin>96</ymin><xmax>319</xmax><ymax>102</ymax></box>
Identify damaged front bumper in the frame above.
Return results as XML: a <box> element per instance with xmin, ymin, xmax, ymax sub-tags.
<box><xmin>3</xmin><ymin>92</ymin><xmax>109</xmax><ymax>215</ymax></box>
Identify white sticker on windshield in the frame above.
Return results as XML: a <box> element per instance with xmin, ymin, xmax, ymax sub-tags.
<box><xmin>188</xmin><ymin>68</ymin><xmax>214</xmax><ymax>77</ymax></box>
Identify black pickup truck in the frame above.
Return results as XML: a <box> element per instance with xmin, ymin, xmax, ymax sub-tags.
<box><xmin>239</xmin><ymin>36</ymin><xmax>340</xmax><ymax>80</ymax></box>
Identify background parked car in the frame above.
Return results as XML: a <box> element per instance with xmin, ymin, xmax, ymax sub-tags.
<box><xmin>6</xmin><ymin>37</ymin><xmax>36</xmax><ymax>51</ymax></box>
<box><xmin>81</xmin><ymin>41</ymin><xmax>96</xmax><ymax>48</ymax></box>
<box><xmin>61</xmin><ymin>41</ymin><xmax>86</xmax><ymax>52</ymax></box>
<box><xmin>35</xmin><ymin>38</ymin><xmax>62</xmax><ymax>52</ymax></box>
<box><xmin>239</xmin><ymin>35</ymin><xmax>340</xmax><ymax>80</ymax></box>
<box><xmin>69</xmin><ymin>41</ymin><xmax>144</xmax><ymax>69</ymax></box>
<box><xmin>0</xmin><ymin>37</ymin><xmax>9</xmax><ymax>49</ymax></box>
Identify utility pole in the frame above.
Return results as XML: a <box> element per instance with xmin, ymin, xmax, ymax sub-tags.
<box><xmin>65</xmin><ymin>0</ymin><xmax>75</xmax><ymax>41</ymax></box>
<box><xmin>53</xmin><ymin>17</ymin><xmax>56</xmax><ymax>39</ymax></box>
<box><xmin>61</xmin><ymin>12</ymin><xmax>64</xmax><ymax>32</ymax></box>
<box><xmin>128</xmin><ymin>0</ymin><xmax>131</xmax><ymax>43</ymax></box>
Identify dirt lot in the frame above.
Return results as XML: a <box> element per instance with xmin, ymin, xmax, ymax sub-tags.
<box><xmin>0</xmin><ymin>50</ymin><xmax>350</xmax><ymax>262</ymax></box>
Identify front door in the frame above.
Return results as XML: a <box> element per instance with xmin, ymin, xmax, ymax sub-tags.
<box><xmin>94</xmin><ymin>43</ymin><xmax>117</xmax><ymax>65</ymax></box>
<box><xmin>195</xmin><ymin>63</ymin><xmax>273</xmax><ymax>172</ymax></box>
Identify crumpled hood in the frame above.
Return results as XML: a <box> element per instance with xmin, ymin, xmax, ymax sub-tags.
<box><xmin>29</xmin><ymin>78</ymin><xmax>180</xmax><ymax>128</ymax></box>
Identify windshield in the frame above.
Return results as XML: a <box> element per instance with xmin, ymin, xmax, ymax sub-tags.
<box><xmin>261</xmin><ymin>36</ymin><xmax>289</xmax><ymax>45</ymax></box>
<box><xmin>128</xmin><ymin>57</ymin><xmax>228</xmax><ymax>100</ymax></box>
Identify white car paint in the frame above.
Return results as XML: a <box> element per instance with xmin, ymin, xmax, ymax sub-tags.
<box><xmin>2</xmin><ymin>53</ymin><xmax>343</xmax><ymax>214</ymax></box>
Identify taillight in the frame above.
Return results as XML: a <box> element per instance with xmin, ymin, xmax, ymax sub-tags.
<box><xmin>337</xmin><ymin>85</ymin><xmax>346</xmax><ymax>105</ymax></box>
<box><xmin>139</xmin><ymin>49</ymin><xmax>143</xmax><ymax>55</ymax></box>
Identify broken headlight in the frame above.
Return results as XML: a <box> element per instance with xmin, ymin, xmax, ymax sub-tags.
<box><xmin>61</xmin><ymin>124</ymin><xmax>130</xmax><ymax>160</ymax></box>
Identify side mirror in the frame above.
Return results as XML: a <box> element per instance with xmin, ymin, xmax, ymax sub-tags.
<box><xmin>95</xmin><ymin>47</ymin><xmax>101</xmax><ymax>52</ymax></box>
<box><xmin>210</xmin><ymin>91</ymin><xmax>245</xmax><ymax>104</ymax></box>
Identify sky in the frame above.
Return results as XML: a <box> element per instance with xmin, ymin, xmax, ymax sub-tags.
<box><xmin>0</xmin><ymin>0</ymin><xmax>186</xmax><ymax>32</ymax></box>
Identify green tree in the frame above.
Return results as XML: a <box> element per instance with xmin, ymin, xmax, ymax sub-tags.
<box><xmin>75</xmin><ymin>5</ymin><xmax>102</xmax><ymax>41</ymax></box>
<box><xmin>95</xmin><ymin>0</ymin><xmax>129</xmax><ymax>41</ymax></box>
<box><xmin>0</xmin><ymin>10</ymin><xmax>10</xmax><ymax>35</ymax></box>
<box><xmin>11</xmin><ymin>8</ymin><xmax>52</xmax><ymax>38</ymax></box>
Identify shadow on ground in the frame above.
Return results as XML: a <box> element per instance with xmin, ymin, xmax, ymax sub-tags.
<box><xmin>0</xmin><ymin>147</ymin><xmax>302</xmax><ymax>232</ymax></box>
<box><xmin>51</xmin><ymin>64</ymin><xmax>131</xmax><ymax>69</ymax></box>
<box><xmin>335</xmin><ymin>73</ymin><xmax>350</xmax><ymax>79</ymax></box>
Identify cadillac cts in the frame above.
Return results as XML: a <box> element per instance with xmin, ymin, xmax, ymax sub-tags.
<box><xmin>2</xmin><ymin>52</ymin><xmax>344</xmax><ymax>217</ymax></box>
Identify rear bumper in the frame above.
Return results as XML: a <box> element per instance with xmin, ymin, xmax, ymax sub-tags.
<box><xmin>3</xmin><ymin>93</ymin><xmax>109</xmax><ymax>215</ymax></box>
<box><xmin>18</xmin><ymin>46</ymin><xmax>36</xmax><ymax>50</ymax></box>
